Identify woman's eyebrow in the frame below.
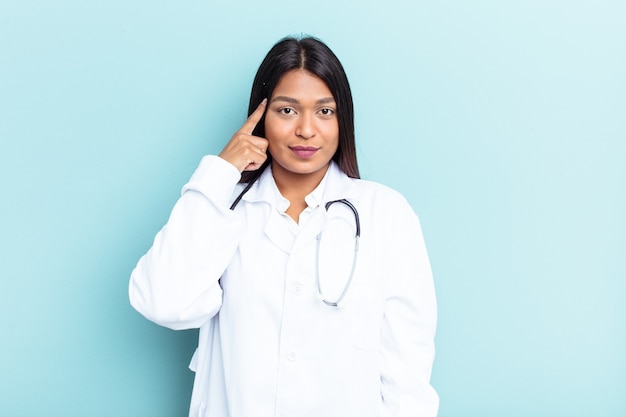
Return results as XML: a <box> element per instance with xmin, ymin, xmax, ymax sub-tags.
<box><xmin>271</xmin><ymin>96</ymin><xmax>336</xmax><ymax>104</ymax></box>
<box><xmin>271</xmin><ymin>96</ymin><xmax>299</xmax><ymax>104</ymax></box>
<box><xmin>316</xmin><ymin>97</ymin><xmax>336</xmax><ymax>105</ymax></box>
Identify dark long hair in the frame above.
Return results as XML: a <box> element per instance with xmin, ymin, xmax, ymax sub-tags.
<box><xmin>239</xmin><ymin>36</ymin><xmax>359</xmax><ymax>184</ymax></box>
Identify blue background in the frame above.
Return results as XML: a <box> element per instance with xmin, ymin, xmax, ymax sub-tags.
<box><xmin>1</xmin><ymin>1</ymin><xmax>624</xmax><ymax>416</ymax></box>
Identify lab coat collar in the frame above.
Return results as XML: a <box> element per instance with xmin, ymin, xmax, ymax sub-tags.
<box><xmin>320</xmin><ymin>162</ymin><xmax>358</xmax><ymax>204</ymax></box>
<box><xmin>241</xmin><ymin>165</ymin><xmax>284</xmax><ymax>208</ymax></box>
<box><xmin>241</xmin><ymin>162</ymin><xmax>358</xmax><ymax>255</ymax></box>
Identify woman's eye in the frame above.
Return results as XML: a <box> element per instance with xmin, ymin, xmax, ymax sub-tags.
<box><xmin>319</xmin><ymin>108</ymin><xmax>335</xmax><ymax>116</ymax></box>
<box><xmin>279</xmin><ymin>108</ymin><xmax>294</xmax><ymax>115</ymax></box>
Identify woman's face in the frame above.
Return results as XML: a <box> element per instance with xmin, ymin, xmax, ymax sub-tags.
<box><xmin>264</xmin><ymin>69</ymin><xmax>339</xmax><ymax>182</ymax></box>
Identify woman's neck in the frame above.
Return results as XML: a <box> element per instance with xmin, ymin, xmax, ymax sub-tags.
<box><xmin>271</xmin><ymin>162</ymin><xmax>330</xmax><ymax>223</ymax></box>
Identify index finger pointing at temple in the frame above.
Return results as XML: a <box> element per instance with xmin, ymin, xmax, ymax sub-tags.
<box><xmin>240</xmin><ymin>98</ymin><xmax>268</xmax><ymax>135</ymax></box>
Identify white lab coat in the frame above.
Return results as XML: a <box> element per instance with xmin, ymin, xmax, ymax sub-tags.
<box><xmin>129</xmin><ymin>155</ymin><xmax>439</xmax><ymax>417</ymax></box>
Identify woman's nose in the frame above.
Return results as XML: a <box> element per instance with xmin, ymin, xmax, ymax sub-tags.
<box><xmin>295</xmin><ymin>115</ymin><xmax>316</xmax><ymax>139</ymax></box>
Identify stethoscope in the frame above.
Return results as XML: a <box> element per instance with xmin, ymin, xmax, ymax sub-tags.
<box><xmin>316</xmin><ymin>199</ymin><xmax>360</xmax><ymax>306</ymax></box>
<box><xmin>230</xmin><ymin>184</ymin><xmax>360</xmax><ymax>308</ymax></box>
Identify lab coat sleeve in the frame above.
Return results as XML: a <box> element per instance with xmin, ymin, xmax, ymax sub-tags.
<box><xmin>129</xmin><ymin>155</ymin><xmax>245</xmax><ymax>330</ymax></box>
<box><xmin>379</xmin><ymin>196</ymin><xmax>439</xmax><ymax>417</ymax></box>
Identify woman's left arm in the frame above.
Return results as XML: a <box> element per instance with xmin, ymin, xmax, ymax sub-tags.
<box><xmin>379</xmin><ymin>197</ymin><xmax>439</xmax><ymax>417</ymax></box>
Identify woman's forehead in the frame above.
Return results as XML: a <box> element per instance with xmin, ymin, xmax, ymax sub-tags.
<box><xmin>271</xmin><ymin>69</ymin><xmax>334</xmax><ymax>102</ymax></box>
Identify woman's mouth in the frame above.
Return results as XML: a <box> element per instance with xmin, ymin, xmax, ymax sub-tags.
<box><xmin>290</xmin><ymin>146</ymin><xmax>319</xmax><ymax>159</ymax></box>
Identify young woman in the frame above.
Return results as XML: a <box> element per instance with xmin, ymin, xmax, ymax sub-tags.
<box><xmin>129</xmin><ymin>36</ymin><xmax>438</xmax><ymax>417</ymax></box>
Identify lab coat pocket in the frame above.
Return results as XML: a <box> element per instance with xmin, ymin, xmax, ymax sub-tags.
<box><xmin>351</xmin><ymin>286</ymin><xmax>385</xmax><ymax>351</ymax></box>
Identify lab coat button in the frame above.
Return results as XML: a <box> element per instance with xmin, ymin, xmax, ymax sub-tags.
<box><xmin>294</xmin><ymin>282</ymin><xmax>303</xmax><ymax>295</ymax></box>
<box><xmin>287</xmin><ymin>351</ymin><xmax>296</xmax><ymax>361</ymax></box>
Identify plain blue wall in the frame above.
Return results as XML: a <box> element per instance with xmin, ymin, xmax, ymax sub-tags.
<box><xmin>1</xmin><ymin>1</ymin><xmax>624</xmax><ymax>416</ymax></box>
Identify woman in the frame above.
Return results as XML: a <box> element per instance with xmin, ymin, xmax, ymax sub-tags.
<box><xmin>129</xmin><ymin>36</ymin><xmax>438</xmax><ymax>417</ymax></box>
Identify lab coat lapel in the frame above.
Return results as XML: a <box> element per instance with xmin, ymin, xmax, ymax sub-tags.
<box><xmin>241</xmin><ymin>167</ymin><xmax>295</xmax><ymax>254</ymax></box>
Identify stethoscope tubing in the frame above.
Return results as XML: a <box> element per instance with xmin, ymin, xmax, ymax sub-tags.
<box><xmin>317</xmin><ymin>199</ymin><xmax>360</xmax><ymax>307</ymax></box>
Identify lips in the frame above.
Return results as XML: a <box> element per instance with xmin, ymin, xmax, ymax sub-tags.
<box><xmin>290</xmin><ymin>146</ymin><xmax>319</xmax><ymax>159</ymax></box>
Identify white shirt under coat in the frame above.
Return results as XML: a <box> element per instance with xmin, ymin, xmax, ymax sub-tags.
<box><xmin>129</xmin><ymin>156</ymin><xmax>439</xmax><ymax>417</ymax></box>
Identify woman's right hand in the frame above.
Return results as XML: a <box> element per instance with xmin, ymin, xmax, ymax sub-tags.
<box><xmin>218</xmin><ymin>99</ymin><xmax>269</xmax><ymax>173</ymax></box>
